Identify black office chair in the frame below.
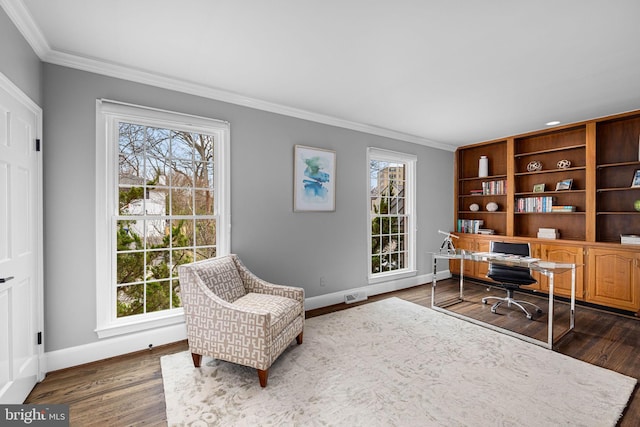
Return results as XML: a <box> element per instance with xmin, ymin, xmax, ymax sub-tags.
<box><xmin>482</xmin><ymin>241</ymin><xmax>542</xmax><ymax>320</ymax></box>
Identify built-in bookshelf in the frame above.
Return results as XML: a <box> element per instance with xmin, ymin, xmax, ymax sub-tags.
<box><xmin>513</xmin><ymin>125</ymin><xmax>587</xmax><ymax>241</ymax></box>
<box><xmin>453</xmin><ymin>111</ymin><xmax>640</xmax><ymax>313</ymax></box>
<box><xmin>595</xmin><ymin>112</ymin><xmax>640</xmax><ymax>243</ymax></box>
<box><xmin>455</xmin><ymin>141</ymin><xmax>507</xmax><ymax>235</ymax></box>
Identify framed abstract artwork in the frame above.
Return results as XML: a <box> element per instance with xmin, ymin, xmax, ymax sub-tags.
<box><xmin>294</xmin><ymin>145</ymin><xmax>336</xmax><ymax>211</ymax></box>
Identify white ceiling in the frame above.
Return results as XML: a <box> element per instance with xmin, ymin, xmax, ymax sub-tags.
<box><xmin>5</xmin><ymin>0</ymin><xmax>640</xmax><ymax>150</ymax></box>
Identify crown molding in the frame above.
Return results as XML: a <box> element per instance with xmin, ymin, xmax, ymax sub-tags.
<box><xmin>2</xmin><ymin>0</ymin><xmax>456</xmax><ymax>152</ymax></box>
<box><xmin>0</xmin><ymin>0</ymin><xmax>49</xmax><ymax>57</ymax></box>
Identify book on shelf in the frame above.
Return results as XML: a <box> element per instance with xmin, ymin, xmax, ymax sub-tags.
<box><xmin>457</xmin><ymin>219</ymin><xmax>484</xmax><ymax>234</ymax></box>
<box><xmin>620</xmin><ymin>234</ymin><xmax>640</xmax><ymax>245</ymax></box>
<box><xmin>477</xmin><ymin>228</ymin><xmax>495</xmax><ymax>235</ymax></box>
<box><xmin>515</xmin><ymin>196</ymin><xmax>555</xmax><ymax>213</ymax></box>
<box><xmin>551</xmin><ymin>205</ymin><xmax>576</xmax><ymax>212</ymax></box>
<box><xmin>537</xmin><ymin>227</ymin><xmax>559</xmax><ymax>239</ymax></box>
<box><xmin>481</xmin><ymin>179</ymin><xmax>507</xmax><ymax>195</ymax></box>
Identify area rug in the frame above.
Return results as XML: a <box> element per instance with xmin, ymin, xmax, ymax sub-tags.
<box><xmin>161</xmin><ymin>297</ymin><xmax>636</xmax><ymax>426</ymax></box>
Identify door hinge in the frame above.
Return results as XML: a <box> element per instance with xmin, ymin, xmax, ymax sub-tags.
<box><xmin>36</xmin><ymin>139</ymin><xmax>41</xmax><ymax>152</ymax></box>
<box><xmin>37</xmin><ymin>332</ymin><xmax>42</xmax><ymax>345</ymax></box>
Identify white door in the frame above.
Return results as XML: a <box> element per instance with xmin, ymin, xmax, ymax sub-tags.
<box><xmin>0</xmin><ymin>72</ymin><xmax>43</xmax><ymax>403</ymax></box>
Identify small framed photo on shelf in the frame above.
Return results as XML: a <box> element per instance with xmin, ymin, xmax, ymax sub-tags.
<box><xmin>631</xmin><ymin>169</ymin><xmax>640</xmax><ymax>188</ymax></box>
<box><xmin>533</xmin><ymin>183</ymin><xmax>545</xmax><ymax>193</ymax></box>
<box><xmin>555</xmin><ymin>179</ymin><xmax>573</xmax><ymax>191</ymax></box>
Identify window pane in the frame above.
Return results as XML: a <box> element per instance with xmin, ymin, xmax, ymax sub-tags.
<box><xmin>147</xmin><ymin>250</ymin><xmax>170</xmax><ymax>280</ymax></box>
<box><xmin>195</xmin><ymin>246</ymin><xmax>217</xmax><ymax>262</ymax></box>
<box><xmin>195</xmin><ymin>218</ymin><xmax>216</xmax><ymax>246</ymax></box>
<box><xmin>194</xmin><ymin>190</ymin><xmax>213</xmax><ymax>215</ymax></box>
<box><xmin>194</xmin><ymin>161</ymin><xmax>214</xmax><ymax>189</ymax></box>
<box><xmin>172</xmin><ymin>219</ymin><xmax>194</xmax><ymax>248</ymax></box>
<box><xmin>171</xmin><ymin>249</ymin><xmax>194</xmax><ymax>277</ymax></box>
<box><xmin>116</xmin><ymin>251</ymin><xmax>144</xmax><ymax>285</ymax></box>
<box><xmin>171</xmin><ymin>188</ymin><xmax>193</xmax><ymax>215</ymax></box>
<box><xmin>119</xmin><ymin>123</ymin><xmax>145</xmax><ymax>177</ymax></box>
<box><xmin>172</xmin><ymin>279</ymin><xmax>182</xmax><ymax>309</ymax></box>
<box><xmin>146</xmin><ymin>280</ymin><xmax>171</xmax><ymax>313</ymax></box>
<box><xmin>193</xmin><ymin>134</ymin><xmax>214</xmax><ymax>163</ymax></box>
<box><xmin>171</xmin><ymin>131</ymin><xmax>194</xmax><ymax>160</ymax></box>
<box><xmin>146</xmin><ymin>127</ymin><xmax>171</xmax><ymax>157</ymax></box>
<box><xmin>117</xmin><ymin>284</ymin><xmax>144</xmax><ymax>317</ymax></box>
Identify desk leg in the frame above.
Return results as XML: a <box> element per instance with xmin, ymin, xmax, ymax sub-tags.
<box><xmin>431</xmin><ymin>255</ymin><xmax>437</xmax><ymax>308</ymax></box>
<box><xmin>459</xmin><ymin>256</ymin><xmax>464</xmax><ymax>299</ymax></box>
<box><xmin>547</xmin><ymin>272</ymin><xmax>554</xmax><ymax>349</ymax></box>
<box><xmin>570</xmin><ymin>266</ymin><xmax>576</xmax><ymax>330</ymax></box>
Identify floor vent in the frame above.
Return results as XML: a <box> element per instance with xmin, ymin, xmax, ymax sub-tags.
<box><xmin>344</xmin><ymin>292</ymin><xmax>368</xmax><ymax>304</ymax></box>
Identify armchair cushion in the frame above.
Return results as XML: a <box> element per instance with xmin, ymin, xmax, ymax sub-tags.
<box><xmin>234</xmin><ymin>292</ymin><xmax>303</xmax><ymax>338</ymax></box>
<box><xmin>195</xmin><ymin>256</ymin><xmax>246</xmax><ymax>303</ymax></box>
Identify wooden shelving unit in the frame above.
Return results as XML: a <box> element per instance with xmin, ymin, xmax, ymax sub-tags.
<box><xmin>595</xmin><ymin>113</ymin><xmax>640</xmax><ymax>243</ymax></box>
<box><xmin>455</xmin><ymin>140</ymin><xmax>508</xmax><ymax>235</ymax></box>
<box><xmin>452</xmin><ymin>110</ymin><xmax>640</xmax><ymax>313</ymax></box>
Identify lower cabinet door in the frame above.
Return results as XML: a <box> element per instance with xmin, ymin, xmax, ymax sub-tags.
<box><xmin>539</xmin><ymin>244</ymin><xmax>584</xmax><ymax>300</ymax></box>
<box><xmin>587</xmin><ymin>248</ymin><xmax>640</xmax><ymax>312</ymax></box>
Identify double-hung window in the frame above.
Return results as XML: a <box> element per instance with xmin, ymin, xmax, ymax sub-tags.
<box><xmin>95</xmin><ymin>100</ymin><xmax>230</xmax><ymax>337</ymax></box>
<box><xmin>367</xmin><ymin>147</ymin><xmax>416</xmax><ymax>282</ymax></box>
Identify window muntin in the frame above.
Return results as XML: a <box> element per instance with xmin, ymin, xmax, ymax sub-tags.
<box><xmin>368</xmin><ymin>148</ymin><xmax>416</xmax><ymax>281</ymax></box>
<box><xmin>96</xmin><ymin>100</ymin><xmax>230</xmax><ymax>337</ymax></box>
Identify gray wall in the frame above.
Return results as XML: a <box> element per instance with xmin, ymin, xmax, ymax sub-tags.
<box><xmin>42</xmin><ymin>63</ymin><xmax>454</xmax><ymax>352</ymax></box>
<box><xmin>0</xmin><ymin>7</ymin><xmax>42</xmax><ymax>105</ymax></box>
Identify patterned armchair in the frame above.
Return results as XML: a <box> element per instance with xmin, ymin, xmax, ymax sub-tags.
<box><xmin>178</xmin><ymin>254</ymin><xmax>304</xmax><ymax>387</ymax></box>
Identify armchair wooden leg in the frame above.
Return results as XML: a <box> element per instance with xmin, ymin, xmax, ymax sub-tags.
<box><xmin>296</xmin><ymin>331</ymin><xmax>303</xmax><ymax>345</ymax></box>
<box><xmin>257</xmin><ymin>369</ymin><xmax>269</xmax><ymax>388</ymax></box>
<box><xmin>191</xmin><ymin>353</ymin><xmax>202</xmax><ymax>367</ymax></box>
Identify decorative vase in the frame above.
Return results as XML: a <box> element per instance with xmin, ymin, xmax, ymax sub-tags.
<box><xmin>634</xmin><ymin>200</ymin><xmax>640</xmax><ymax>212</ymax></box>
<box><xmin>469</xmin><ymin>203</ymin><xmax>480</xmax><ymax>212</ymax></box>
<box><xmin>486</xmin><ymin>202</ymin><xmax>499</xmax><ymax>212</ymax></box>
<box><xmin>527</xmin><ymin>160</ymin><xmax>543</xmax><ymax>172</ymax></box>
<box><xmin>557</xmin><ymin>159</ymin><xmax>571</xmax><ymax>169</ymax></box>
<box><xmin>478</xmin><ymin>156</ymin><xmax>488</xmax><ymax>177</ymax></box>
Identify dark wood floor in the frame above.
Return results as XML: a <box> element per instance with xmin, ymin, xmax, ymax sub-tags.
<box><xmin>26</xmin><ymin>279</ymin><xmax>639</xmax><ymax>426</ymax></box>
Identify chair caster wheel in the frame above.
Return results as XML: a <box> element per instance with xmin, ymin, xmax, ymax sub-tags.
<box><xmin>526</xmin><ymin>314</ymin><xmax>533</xmax><ymax>320</ymax></box>
<box><xmin>482</xmin><ymin>299</ymin><xmax>488</xmax><ymax>305</ymax></box>
<box><xmin>536</xmin><ymin>309</ymin><xmax>543</xmax><ymax>314</ymax></box>
<box><xmin>490</xmin><ymin>308</ymin><xmax>497</xmax><ymax>314</ymax></box>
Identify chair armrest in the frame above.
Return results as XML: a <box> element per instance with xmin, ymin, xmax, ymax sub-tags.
<box><xmin>233</xmin><ymin>255</ymin><xmax>305</xmax><ymax>303</ymax></box>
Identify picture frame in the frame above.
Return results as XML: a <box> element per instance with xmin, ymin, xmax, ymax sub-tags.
<box><xmin>294</xmin><ymin>145</ymin><xmax>336</xmax><ymax>211</ymax></box>
<box><xmin>631</xmin><ymin>169</ymin><xmax>640</xmax><ymax>188</ymax></box>
<box><xmin>555</xmin><ymin>178</ymin><xmax>573</xmax><ymax>191</ymax></box>
<box><xmin>533</xmin><ymin>183</ymin><xmax>545</xmax><ymax>193</ymax></box>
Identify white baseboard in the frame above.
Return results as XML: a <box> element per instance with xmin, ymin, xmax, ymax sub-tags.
<box><xmin>43</xmin><ymin>323</ymin><xmax>187</xmax><ymax>373</ymax></box>
<box><xmin>304</xmin><ymin>269</ymin><xmax>451</xmax><ymax>311</ymax></box>
<box><xmin>42</xmin><ymin>269</ymin><xmax>452</xmax><ymax>372</ymax></box>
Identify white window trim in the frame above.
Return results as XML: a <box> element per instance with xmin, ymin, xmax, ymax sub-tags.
<box><xmin>367</xmin><ymin>147</ymin><xmax>417</xmax><ymax>284</ymax></box>
<box><xmin>95</xmin><ymin>99</ymin><xmax>230</xmax><ymax>338</ymax></box>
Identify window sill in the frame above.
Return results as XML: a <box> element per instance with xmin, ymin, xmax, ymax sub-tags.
<box><xmin>95</xmin><ymin>309</ymin><xmax>184</xmax><ymax>339</ymax></box>
<box><xmin>368</xmin><ymin>269</ymin><xmax>417</xmax><ymax>285</ymax></box>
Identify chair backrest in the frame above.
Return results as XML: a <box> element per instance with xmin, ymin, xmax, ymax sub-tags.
<box><xmin>490</xmin><ymin>241</ymin><xmax>530</xmax><ymax>257</ymax></box>
<box><xmin>487</xmin><ymin>241</ymin><xmax>536</xmax><ymax>286</ymax></box>
<box><xmin>184</xmin><ymin>255</ymin><xmax>247</xmax><ymax>303</ymax></box>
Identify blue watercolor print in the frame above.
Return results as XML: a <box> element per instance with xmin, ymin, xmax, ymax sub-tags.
<box><xmin>303</xmin><ymin>156</ymin><xmax>330</xmax><ymax>201</ymax></box>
